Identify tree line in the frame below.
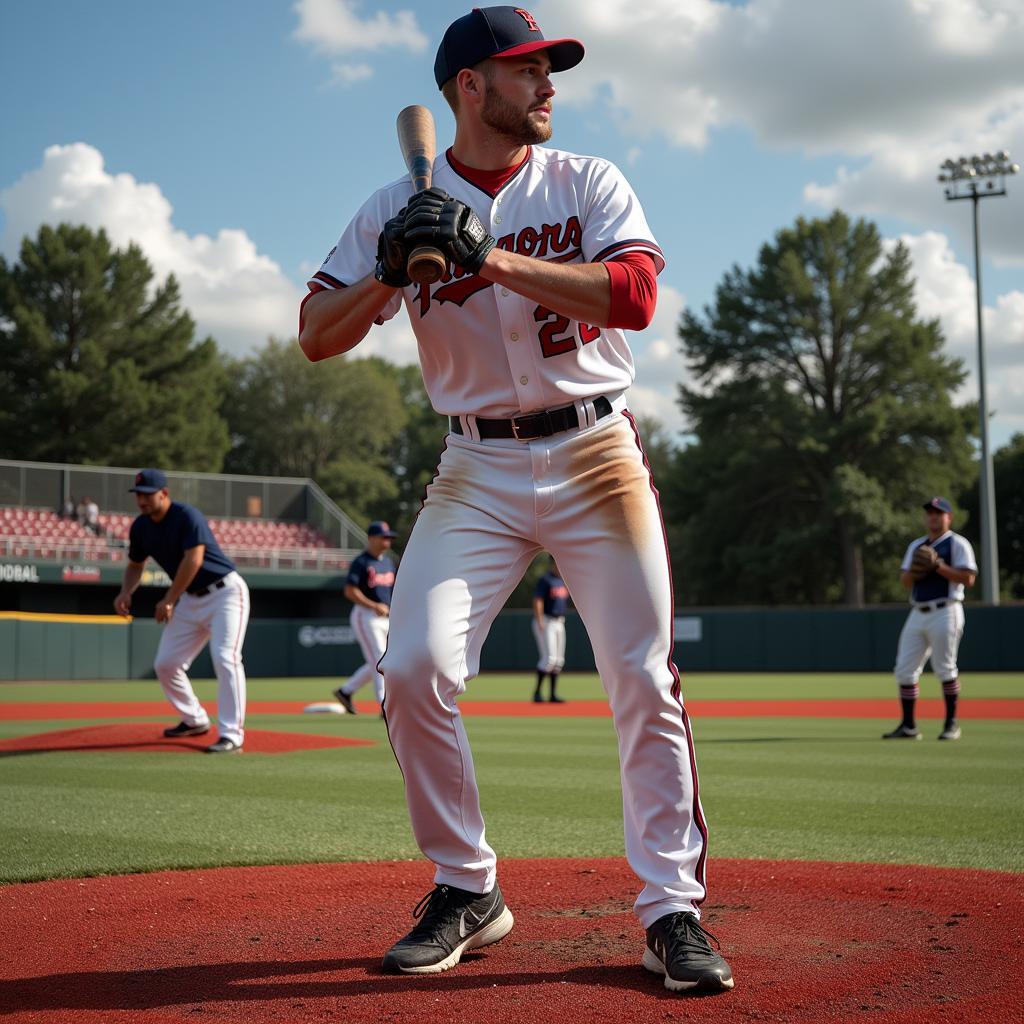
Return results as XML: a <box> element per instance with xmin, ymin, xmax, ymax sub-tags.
<box><xmin>2</xmin><ymin>221</ymin><xmax>1019</xmax><ymax>604</ymax></box>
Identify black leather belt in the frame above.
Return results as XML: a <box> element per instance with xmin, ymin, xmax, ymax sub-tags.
<box><xmin>450</xmin><ymin>396</ymin><xmax>613</xmax><ymax>441</ymax></box>
<box><xmin>189</xmin><ymin>577</ymin><xmax>228</xmax><ymax>597</ymax></box>
<box><xmin>917</xmin><ymin>600</ymin><xmax>948</xmax><ymax>613</ymax></box>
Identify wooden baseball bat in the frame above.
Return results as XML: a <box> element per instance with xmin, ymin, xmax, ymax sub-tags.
<box><xmin>396</xmin><ymin>105</ymin><xmax>448</xmax><ymax>285</ymax></box>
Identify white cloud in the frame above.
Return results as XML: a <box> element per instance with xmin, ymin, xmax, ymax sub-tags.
<box><xmin>539</xmin><ymin>0</ymin><xmax>1024</xmax><ymax>151</ymax></box>
<box><xmin>893</xmin><ymin>230</ymin><xmax>1024</xmax><ymax>438</ymax></box>
<box><xmin>627</xmin><ymin>283</ymin><xmax>689</xmax><ymax>435</ymax></box>
<box><xmin>0</xmin><ymin>144</ymin><xmax>302</xmax><ymax>355</ymax></box>
<box><xmin>328</xmin><ymin>61</ymin><xmax>374</xmax><ymax>86</ymax></box>
<box><xmin>352</xmin><ymin>305</ymin><xmax>420</xmax><ymax>366</ymax></box>
<box><xmin>293</xmin><ymin>0</ymin><xmax>427</xmax><ymax>56</ymax></box>
<box><xmin>535</xmin><ymin>0</ymin><xmax>1024</xmax><ymax>264</ymax></box>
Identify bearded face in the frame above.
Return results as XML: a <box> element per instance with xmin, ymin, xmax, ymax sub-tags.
<box><xmin>480</xmin><ymin>77</ymin><xmax>553</xmax><ymax>145</ymax></box>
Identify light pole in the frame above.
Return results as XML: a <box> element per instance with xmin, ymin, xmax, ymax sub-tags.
<box><xmin>938</xmin><ymin>152</ymin><xmax>1018</xmax><ymax>605</ymax></box>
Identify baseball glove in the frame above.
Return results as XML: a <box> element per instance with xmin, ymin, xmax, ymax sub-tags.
<box><xmin>909</xmin><ymin>544</ymin><xmax>940</xmax><ymax>580</ymax></box>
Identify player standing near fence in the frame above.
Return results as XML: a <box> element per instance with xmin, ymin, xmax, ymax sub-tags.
<box><xmin>332</xmin><ymin>520</ymin><xmax>397</xmax><ymax>716</ymax></box>
<box><xmin>114</xmin><ymin>469</ymin><xmax>250</xmax><ymax>754</ymax></box>
<box><xmin>885</xmin><ymin>497</ymin><xmax>977</xmax><ymax>742</ymax></box>
<box><xmin>532</xmin><ymin>555</ymin><xmax>568</xmax><ymax>702</ymax></box>
<box><xmin>299</xmin><ymin>6</ymin><xmax>732</xmax><ymax>993</ymax></box>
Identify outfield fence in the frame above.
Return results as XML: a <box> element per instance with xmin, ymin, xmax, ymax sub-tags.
<box><xmin>1</xmin><ymin>605</ymin><xmax>1020</xmax><ymax>680</ymax></box>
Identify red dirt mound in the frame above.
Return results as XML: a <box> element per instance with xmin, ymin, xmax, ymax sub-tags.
<box><xmin>0</xmin><ymin>857</ymin><xmax>1020</xmax><ymax>1023</ymax></box>
<box><xmin>0</xmin><ymin>723</ymin><xmax>374</xmax><ymax>755</ymax></box>
<box><xmin>3</xmin><ymin>697</ymin><xmax>1021</xmax><ymax>721</ymax></box>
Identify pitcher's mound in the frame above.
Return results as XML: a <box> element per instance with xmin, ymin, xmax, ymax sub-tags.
<box><xmin>0</xmin><ymin>722</ymin><xmax>375</xmax><ymax>755</ymax></box>
<box><xmin>1</xmin><ymin>857</ymin><xmax>1020</xmax><ymax>1023</ymax></box>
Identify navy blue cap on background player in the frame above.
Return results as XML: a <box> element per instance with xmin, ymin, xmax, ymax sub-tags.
<box><xmin>129</xmin><ymin>468</ymin><xmax>168</xmax><ymax>493</ymax></box>
<box><xmin>367</xmin><ymin>521</ymin><xmax>398</xmax><ymax>538</ymax></box>
<box><xmin>434</xmin><ymin>6</ymin><xmax>585</xmax><ymax>88</ymax></box>
<box><xmin>923</xmin><ymin>497</ymin><xmax>953</xmax><ymax>514</ymax></box>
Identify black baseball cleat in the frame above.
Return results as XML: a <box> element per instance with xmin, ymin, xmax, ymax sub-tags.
<box><xmin>643</xmin><ymin>911</ymin><xmax>734</xmax><ymax>993</ymax></box>
<box><xmin>549</xmin><ymin>695</ymin><xmax>566</xmax><ymax>703</ymax></box>
<box><xmin>938</xmin><ymin>721</ymin><xmax>962</xmax><ymax>741</ymax></box>
<box><xmin>205</xmin><ymin>737</ymin><xmax>242</xmax><ymax>754</ymax></box>
<box><xmin>882</xmin><ymin>724</ymin><xmax>922</xmax><ymax>740</ymax></box>
<box><xmin>532</xmin><ymin>692</ymin><xmax>544</xmax><ymax>703</ymax></box>
<box><xmin>163</xmin><ymin>721</ymin><xmax>210</xmax><ymax>738</ymax></box>
<box><xmin>382</xmin><ymin>882</ymin><xmax>514</xmax><ymax>974</ymax></box>
<box><xmin>333</xmin><ymin>687</ymin><xmax>357</xmax><ymax>715</ymax></box>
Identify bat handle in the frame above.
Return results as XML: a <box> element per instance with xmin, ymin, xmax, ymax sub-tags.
<box><xmin>408</xmin><ymin>245</ymin><xmax>448</xmax><ymax>284</ymax></box>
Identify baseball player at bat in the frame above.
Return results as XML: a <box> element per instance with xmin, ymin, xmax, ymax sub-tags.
<box><xmin>884</xmin><ymin>497</ymin><xmax>977</xmax><ymax>742</ymax></box>
<box><xmin>299</xmin><ymin>6</ymin><xmax>732</xmax><ymax>992</ymax></box>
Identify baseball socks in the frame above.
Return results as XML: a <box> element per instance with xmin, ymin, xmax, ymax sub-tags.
<box><xmin>549</xmin><ymin>671</ymin><xmax>565</xmax><ymax>703</ymax></box>
<box><xmin>533</xmin><ymin>672</ymin><xmax>546</xmax><ymax>702</ymax></box>
<box><xmin>883</xmin><ymin>687</ymin><xmax>921</xmax><ymax>739</ymax></box>
<box><xmin>940</xmin><ymin>678</ymin><xmax>961</xmax><ymax>740</ymax></box>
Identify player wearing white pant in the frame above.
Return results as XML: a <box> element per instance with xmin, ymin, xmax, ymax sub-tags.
<box><xmin>114</xmin><ymin>469</ymin><xmax>250</xmax><ymax>753</ymax></box>
<box><xmin>531</xmin><ymin>555</ymin><xmax>568</xmax><ymax>702</ymax></box>
<box><xmin>300</xmin><ymin>6</ymin><xmax>733</xmax><ymax>993</ymax></box>
<box><xmin>885</xmin><ymin>497</ymin><xmax>977</xmax><ymax>742</ymax></box>
<box><xmin>333</xmin><ymin>521</ymin><xmax>397</xmax><ymax>715</ymax></box>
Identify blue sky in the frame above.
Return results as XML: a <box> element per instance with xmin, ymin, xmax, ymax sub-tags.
<box><xmin>1</xmin><ymin>0</ymin><xmax>1021</xmax><ymax>445</ymax></box>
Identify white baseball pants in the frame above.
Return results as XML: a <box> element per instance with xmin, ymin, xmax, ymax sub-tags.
<box><xmin>532</xmin><ymin>615</ymin><xmax>566</xmax><ymax>672</ymax></box>
<box><xmin>894</xmin><ymin>602</ymin><xmax>965</xmax><ymax>685</ymax></box>
<box><xmin>153</xmin><ymin>571</ymin><xmax>249</xmax><ymax>745</ymax></box>
<box><xmin>380</xmin><ymin>409</ymin><xmax>710</xmax><ymax>928</ymax></box>
<box><xmin>342</xmin><ymin>604</ymin><xmax>390</xmax><ymax>704</ymax></box>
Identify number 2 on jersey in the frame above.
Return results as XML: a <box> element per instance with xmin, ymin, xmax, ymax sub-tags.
<box><xmin>534</xmin><ymin>305</ymin><xmax>601</xmax><ymax>358</ymax></box>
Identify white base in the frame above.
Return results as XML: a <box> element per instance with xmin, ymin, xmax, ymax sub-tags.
<box><xmin>303</xmin><ymin>702</ymin><xmax>347</xmax><ymax>714</ymax></box>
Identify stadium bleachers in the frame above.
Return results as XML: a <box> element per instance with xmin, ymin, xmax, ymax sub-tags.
<box><xmin>0</xmin><ymin>507</ymin><xmax>350</xmax><ymax>572</ymax></box>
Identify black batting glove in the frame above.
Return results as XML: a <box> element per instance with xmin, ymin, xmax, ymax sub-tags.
<box><xmin>437</xmin><ymin>199</ymin><xmax>496</xmax><ymax>274</ymax></box>
<box><xmin>402</xmin><ymin>187</ymin><xmax>451</xmax><ymax>247</ymax></box>
<box><xmin>374</xmin><ymin>208</ymin><xmax>410</xmax><ymax>288</ymax></box>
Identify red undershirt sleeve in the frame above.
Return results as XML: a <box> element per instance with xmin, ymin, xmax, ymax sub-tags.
<box><xmin>605</xmin><ymin>252</ymin><xmax>659</xmax><ymax>331</ymax></box>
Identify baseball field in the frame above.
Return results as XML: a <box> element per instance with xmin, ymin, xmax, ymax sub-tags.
<box><xmin>1</xmin><ymin>671</ymin><xmax>1022</xmax><ymax>1023</ymax></box>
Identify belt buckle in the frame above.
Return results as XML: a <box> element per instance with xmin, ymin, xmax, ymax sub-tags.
<box><xmin>510</xmin><ymin>414</ymin><xmax>544</xmax><ymax>442</ymax></box>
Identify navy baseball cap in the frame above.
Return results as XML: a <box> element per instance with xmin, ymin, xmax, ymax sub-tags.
<box><xmin>434</xmin><ymin>6</ymin><xmax>585</xmax><ymax>89</ymax></box>
<box><xmin>923</xmin><ymin>496</ymin><xmax>953</xmax><ymax>514</ymax></box>
<box><xmin>367</xmin><ymin>520</ymin><xmax>398</xmax><ymax>538</ymax></box>
<box><xmin>129</xmin><ymin>468</ymin><xmax>168</xmax><ymax>493</ymax></box>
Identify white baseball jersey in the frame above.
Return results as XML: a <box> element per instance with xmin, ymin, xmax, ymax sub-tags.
<box><xmin>308</xmin><ymin>146</ymin><xmax>665</xmax><ymax>418</ymax></box>
<box><xmin>900</xmin><ymin>531</ymin><xmax>977</xmax><ymax>603</ymax></box>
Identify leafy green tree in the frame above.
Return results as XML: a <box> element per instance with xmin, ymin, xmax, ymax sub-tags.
<box><xmin>958</xmin><ymin>433</ymin><xmax>1024</xmax><ymax>599</ymax></box>
<box><xmin>0</xmin><ymin>223</ymin><xmax>228</xmax><ymax>469</ymax></box>
<box><xmin>675</xmin><ymin>211</ymin><xmax>975</xmax><ymax>606</ymax></box>
<box><xmin>223</xmin><ymin>339</ymin><xmax>408</xmax><ymax>525</ymax></box>
<box><xmin>371</xmin><ymin>361</ymin><xmax>449</xmax><ymax>541</ymax></box>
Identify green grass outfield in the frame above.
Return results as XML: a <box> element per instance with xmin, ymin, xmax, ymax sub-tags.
<box><xmin>0</xmin><ymin>673</ymin><xmax>1021</xmax><ymax>884</ymax></box>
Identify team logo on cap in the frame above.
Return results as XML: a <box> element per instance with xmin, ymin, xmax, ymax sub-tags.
<box><xmin>515</xmin><ymin>8</ymin><xmax>540</xmax><ymax>31</ymax></box>
<box><xmin>135</xmin><ymin>472</ymin><xmax>144</xmax><ymax>484</ymax></box>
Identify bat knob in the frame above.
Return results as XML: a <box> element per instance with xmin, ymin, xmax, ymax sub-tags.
<box><xmin>408</xmin><ymin>246</ymin><xmax>448</xmax><ymax>284</ymax></box>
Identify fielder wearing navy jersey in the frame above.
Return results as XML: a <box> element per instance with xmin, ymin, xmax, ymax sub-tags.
<box><xmin>300</xmin><ymin>6</ymin><xmax>732</xmax><ymax>993</ymax></box>
<box><xmin>114</xmin><ymin>469</ymin><xmax>250</xmax><ymax>753</ymax></box>
<box><xmin>333</xmin><ymin>521</ymin><xmax>397</xmax><ymax>715</ymax></box>
<box><xmin>532</xmin><ymin>556</ymin><xmax>568</xmax><ymax>702</ymax></box>
<box><xmin>885</xmin><ymin>497</ymin><xmax>977</xmax><ymax>742</ymax></box>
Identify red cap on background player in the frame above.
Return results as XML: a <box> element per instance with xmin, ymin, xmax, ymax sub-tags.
<box><xmin>434</xmin><ymin>6</ymin><xmax>585</xmax><ymax>88</ymax></box>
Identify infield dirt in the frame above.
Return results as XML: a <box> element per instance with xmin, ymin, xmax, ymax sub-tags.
<box><xmin>1</xmin><ymin>856</ymin><xmax>1020</xmax><ymax>1023</ymax></box>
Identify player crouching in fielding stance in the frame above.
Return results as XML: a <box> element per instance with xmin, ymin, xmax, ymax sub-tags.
<box><xmin>332</xmin><ymin>520</ymin><xmax>397</xmax><ymax>716</ymax></box>
<box><xmin>114</xmin><ymin>470</ymin><xmax>250</xmax><ymax>753</ymax></box>
<box><xmin>299</xmin><ymin>6</ymin><xmax>732</xmax><ymax>993</ymax></box>
<box><xmin>885</xmin><ymin>497</ymin><xmax>977</xmax><ymax>742</ymax></box>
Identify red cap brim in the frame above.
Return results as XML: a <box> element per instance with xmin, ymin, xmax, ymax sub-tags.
<box><xmin>492</xmin><ymin>37</ymin><xmax>585</xmax><ymax>72</ymax></box>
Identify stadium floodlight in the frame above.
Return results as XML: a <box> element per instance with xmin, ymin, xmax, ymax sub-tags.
<box><xmin>937</xmin><ymin>150</ymin><xmax>1017</xmax><ymax>605</ymax></box>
